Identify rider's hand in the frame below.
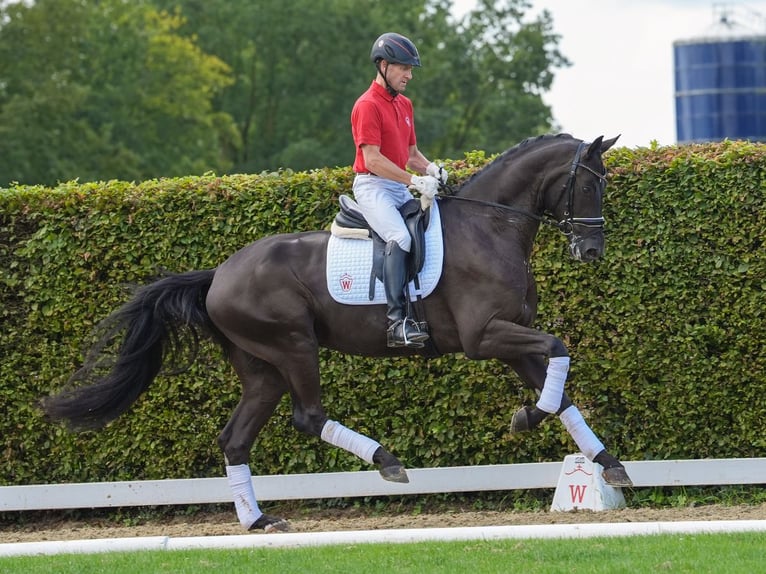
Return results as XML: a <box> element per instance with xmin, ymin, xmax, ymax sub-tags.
<box><xmin>426</xmin><ymin>162</ymin><xmax>449</xmax><ymax>186</ymax></box>
<box><xmin>410</xmin><ymin>175</ymin><xmax>439</xmax><ymax>198</ymax></box>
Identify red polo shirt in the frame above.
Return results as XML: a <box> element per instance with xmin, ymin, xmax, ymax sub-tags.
<box><xmin>351</xmin><ymin>81</ymin><xmax>416</xmax><ymax>173</ymax></box>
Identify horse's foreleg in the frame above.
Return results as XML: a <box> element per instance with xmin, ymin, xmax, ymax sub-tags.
<box><xmin>218</xmin><ymin>351</ymin><xmax>289</xmax><ymax>532</ymax></box>
<box><xmin>505</xmin><ymin>355</ymin><xmax>632</xmax><ymax>487</ymax></box>
<box><xmin>558</xmin><ymin>403</ymin><xmax>632</xmax><ymax>485</ymax></box>
<box><xmin>475</xmin><ymin>323</ymin><xmax>571</xmax><ymax>429</ymax></box>
<box><xmin>504</xmin><ymin>353</ymin><xmax>558</xmax><ymax>432</ymax></box>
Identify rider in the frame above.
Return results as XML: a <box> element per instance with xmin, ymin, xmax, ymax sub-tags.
<box><xmin>351</xmin><ymin>32</ymin><xmax>448</xmax><ymax>348</ymax></box>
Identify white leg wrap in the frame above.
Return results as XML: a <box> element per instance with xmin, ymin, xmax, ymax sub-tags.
<box><xmin>225</xmin><ymin>464</ymin><xmax>263</xmax><ymax>529</ymax></box>
<box><xmin>536</xmin><ymin>356</ymin><xmax>569</xmax><ymax>413</ymax></box>
<box><xmin>321</xmin><ymin>419</ymin><xmax>381</xmax><ymax>464</ymax></box>
<box><xmin>559</xmin><ymin>405</ymin><xmax>605</xmax><ymax>461</ymax></box>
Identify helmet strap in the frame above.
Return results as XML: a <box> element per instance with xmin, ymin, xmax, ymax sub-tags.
<box><xmin>376</xmin><ymin>61</ymin><xmax>399</xmax><ymax>98</ymax></box>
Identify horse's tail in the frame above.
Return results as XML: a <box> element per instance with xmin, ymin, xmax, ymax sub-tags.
<box><xmin>41</xmin><ymin>269</ymin><xmax>225</xmax><ymax>430</ymax></box>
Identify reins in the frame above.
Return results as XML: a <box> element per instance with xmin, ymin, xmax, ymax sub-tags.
<box><xmin>436</xmin><ymin>189</ymin><xmax>563</xmax><ymax>231</ymax></box>
<box><xmin>437</xmin><ymin>141</ymin><xmax>607</xmax><ymax>236</ymax></box>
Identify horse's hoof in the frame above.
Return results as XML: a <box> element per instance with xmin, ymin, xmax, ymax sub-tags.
<box><xmin>249</xmin><ymin>514</ymin><xmax>290</xmax><ymax>533</ymax></box>
<box><xmin>602</xmin><ymin>466</ymin><xmax>633</xmax><ymax>488</ymax></box>
<box><xmin>510</xmin><ymin>406</ymin><xmax>531</xmax><ymax>433</ymax></box>
<box><xmin>380</xmin><ymin>465</ymin><xmax>410</xmax><ymax>483</ymax></box>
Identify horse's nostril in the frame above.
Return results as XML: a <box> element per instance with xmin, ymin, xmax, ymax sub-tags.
<box><xmin>575</xmin><ymin>244</ymin><xmax>603</xmax><ymax>262</ymax></box>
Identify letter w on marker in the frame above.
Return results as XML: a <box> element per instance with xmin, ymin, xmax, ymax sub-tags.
<box><xmin>569</xmin><ymin>484</ymin><xmax>587</xmax><ymax>504</ymax></box>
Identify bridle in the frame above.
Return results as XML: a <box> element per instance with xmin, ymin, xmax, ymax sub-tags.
<box><xmin>438</xmin><ymin>141</ymin><xmax>607</xmax><ymax>237</ymax></box>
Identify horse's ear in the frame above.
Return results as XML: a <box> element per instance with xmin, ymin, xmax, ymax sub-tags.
<box><xmin>585</xmin><ymin>136</ymin><xmax>603</xmax><ymax>159</ymax></box>
<box><xmin>585</xmin><ymin>135</ymin><xmax>620</xmax><ymax>159</ymax></box>
<box><xmin>600</xmin><ymin>135</ymin><xmax>620</xmax><ymax>153</ymax></box>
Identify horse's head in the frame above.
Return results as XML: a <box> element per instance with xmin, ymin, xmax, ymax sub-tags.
<box><xmin>445</xmin><ymin>133</ymin><xmax>619</xmax><ymax>263</ymax></box>
<box><xmin>543</xmin><ymin>135</ymin><xmax>620</xmax><ymax>262</ymax></box>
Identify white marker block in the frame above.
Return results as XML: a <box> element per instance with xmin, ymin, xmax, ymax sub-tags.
<box><xmin>551</xmin><ymin>453</ymin><xmax>626</xmax><ymax>512</ymax></box>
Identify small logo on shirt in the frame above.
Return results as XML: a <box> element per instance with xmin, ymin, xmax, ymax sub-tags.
<box><xmin>405</xmin><ymin>116</ymin><xmax>411</xmax><ymax>127</ymax></box>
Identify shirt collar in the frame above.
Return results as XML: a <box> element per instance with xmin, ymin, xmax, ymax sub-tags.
<box><xmin>371</xmin><ymin>80</ymin><xmax>396</xmax><ymax>101</ymax></box>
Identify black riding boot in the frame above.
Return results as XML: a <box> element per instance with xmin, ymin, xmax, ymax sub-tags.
<box><xmin>383</xmin><ymin>241</ymin><xmax>429</xmax><ymax>348</ymax></box>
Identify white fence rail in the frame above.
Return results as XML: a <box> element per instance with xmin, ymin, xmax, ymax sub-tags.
<box><xmin>1</xmin><ymin>458</ymin><xmax>764</xmax><ymax>512</ymax></box>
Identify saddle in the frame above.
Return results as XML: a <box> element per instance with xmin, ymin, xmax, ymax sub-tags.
<box><xmin>331</xmin><ymin>195</ymin><xmax>431</xmax><ymax>291</ymax></box>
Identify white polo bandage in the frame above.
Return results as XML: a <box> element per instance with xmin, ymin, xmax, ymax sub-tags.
<box><xmin>225</xmin><ymin>464</ymin><xmax>263</xmax><ymax>529</ymax></box>
<box><xmin>559</xmin><ymin>405</ymin><xmax>605</xmax><ymax>461</ymax></box>
<box><xmin>536</xmin><ymin>356</ymin><xmax>569</xmax><ymax>413</ymax></box>
<box><xmin>321</xmin><ymin>419</ymin><xmax>380</xmax><ymax>464</ymax></box>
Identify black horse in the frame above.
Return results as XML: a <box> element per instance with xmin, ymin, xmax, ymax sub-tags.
<box><xmin>42</xmin><ymin>133</ymin><xmax>631</xmax><ymax>532</ymax></box>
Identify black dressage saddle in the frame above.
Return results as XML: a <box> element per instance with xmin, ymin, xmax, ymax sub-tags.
<box><xmin>332</xmin><ymin>195</ymin><xmax>431</xmax><ymax>300</ymax></box>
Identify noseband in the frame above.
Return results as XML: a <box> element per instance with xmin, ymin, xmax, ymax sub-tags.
<box><xmin>439</xmin><ymin>140</ymin><xmax>606</xmax><ymax>237</ymax></box>
<box><xmin>557</xmin><ymin>140</ymin><xmax>606</xmax><ymax>236</ymax></box>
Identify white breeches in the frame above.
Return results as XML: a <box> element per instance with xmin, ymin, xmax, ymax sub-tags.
<box><xmin>353</xmin><ymin>175</ymin><xmax>414</xmax><ymax>252</ymax></box>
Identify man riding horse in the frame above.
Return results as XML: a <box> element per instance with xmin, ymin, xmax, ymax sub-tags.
<box><xmin>350</xmin><ymin>32</ymin><xmax>448</xmax><ymax>348</ymax></box>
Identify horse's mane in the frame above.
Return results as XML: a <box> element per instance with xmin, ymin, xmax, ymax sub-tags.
<box><xmin>458</xmin><ymin>133</ymin><xmax>576</xmax><ymax>190</ymax></box>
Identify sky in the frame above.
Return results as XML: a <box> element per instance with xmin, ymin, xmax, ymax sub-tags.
<box><xmin>453</xmin><ymin>0</ymin><xmax>766</xmax><ymax>149</ymax></box>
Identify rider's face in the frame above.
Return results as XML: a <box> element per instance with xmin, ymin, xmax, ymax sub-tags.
<box><xmin>382</xmin><ymin>62</ymin><xmax>413</xmax><ymax>92</ymax></box>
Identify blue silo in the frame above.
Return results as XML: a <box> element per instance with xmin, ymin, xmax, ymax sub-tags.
<box><xmin>674</xmin><ymin>6</ymin><xmax>766</xmax><ymax>143</ymax></box>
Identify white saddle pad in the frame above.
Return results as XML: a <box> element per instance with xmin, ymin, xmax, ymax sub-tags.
<box><xmin>326</xmin><ymin>200</ymin><xmax>444</xmax><ymax>305</ymax></box>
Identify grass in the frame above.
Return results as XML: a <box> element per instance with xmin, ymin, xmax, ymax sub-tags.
<box><xmin>1</xmin><ymin>532</ymin><xmax>765</xmax><ymax>573</ymax></box>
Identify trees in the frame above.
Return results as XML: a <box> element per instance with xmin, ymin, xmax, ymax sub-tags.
<box><xmin>150</xmin><ymin>0</ymin><xmax>426</xmax><ymax>173</ymax></box>
<box><xmin>414</xmin><ymin>0</ymin><xmax>569</xmax><ymax>158</ymax></box>
<box><xmin>0</xmin><ymin>0</ymin><xmax>236</xmax><ymax>186</ymax></box>
<box><xmin>153</xmin><ymin>0</ymin><xmax>568</xmax><ymax>172</ymax></box>
<box><xmin>0</xmin><ymin>0</ymin><xmax>568</xmax><ymax>185</ymax></box>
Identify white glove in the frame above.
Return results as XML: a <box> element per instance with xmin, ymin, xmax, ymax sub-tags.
<box><xmin>409</xmin><ymin>175</ymin><xmax>439</xmax><ymax>199</ymax></box>
<box><xmin>426</xmin><ymin>162</ymin><xmax>449</xmax><ymax>185</ymax></box>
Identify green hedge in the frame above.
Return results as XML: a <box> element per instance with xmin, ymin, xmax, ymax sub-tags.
<box><xmin>1</xmin><ymin>141</ymin><xmax>765</xmax><ymax>486</ymax></box>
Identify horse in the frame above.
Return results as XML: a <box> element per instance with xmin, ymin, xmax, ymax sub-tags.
<box><xmin>42</xmin><ymin>133</ymin><xmax>631</xmax><ymax>532</ymax></box>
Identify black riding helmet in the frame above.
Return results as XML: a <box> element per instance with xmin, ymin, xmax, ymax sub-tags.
<box><xmin>370</xmin><ymin>33</ymin><xmax>420</xmax><ymax>96</ymax></box>
<box><xmin>370</xmin><ymin>33</ymin><xmax>421</xmax><ymax>67</ymax></box>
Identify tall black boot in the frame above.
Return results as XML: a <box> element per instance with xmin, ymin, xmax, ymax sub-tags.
<box><xmin>383</xmin><ymin>241</ymin><xmax>429</xmax><ymax>348</ymax></box>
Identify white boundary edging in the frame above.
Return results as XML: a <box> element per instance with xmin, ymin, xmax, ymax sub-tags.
<box><xmin>2</xmin><ymin>520</ymin><xmax>766</xmax><ymax>557</ymax></box>
<box><xmin>2</xmin><ymin>458</ymin><xmax>765</xmax><ymax>512</ymax></box>
<box><xmin>2</xmin><ymin>458</ymin><xmax>766</xmax><ymax>558</ymax></box>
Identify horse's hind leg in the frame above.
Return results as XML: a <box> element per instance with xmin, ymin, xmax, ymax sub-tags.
<box><xmin>279</xmin><ymin>350</ymin><xmax>410</xmax><ymax>484</ymax></box>
<box><xmin>224</xmin><ymin>334</ymin><xmax>408</xmax><ymax>487</ymax></box>
<box><xmin>505</xmin><ymin>355</ymin><xmax>632</xmax><ymax>487</ymax></box>
<box><xmin>313</xmin><ymin>418</ymin><xmax>409</xmax><ymax>483</ymax></box>
<box><xmin>217</xmin><ymin>348</ymin><xmax>290</xmax><ymax>532</ymax></box>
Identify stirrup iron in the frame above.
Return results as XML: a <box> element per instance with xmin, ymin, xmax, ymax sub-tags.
<box><xmin>387</xmin><ymin>319</ymin><xmax>428</xmax><ymax>348</ymax></box>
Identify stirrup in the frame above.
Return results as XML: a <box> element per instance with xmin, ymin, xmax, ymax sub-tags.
<box><xmin>387</xmin><ymin>319</ymin><xmax>429</xmax><ymax>348</ymax></box>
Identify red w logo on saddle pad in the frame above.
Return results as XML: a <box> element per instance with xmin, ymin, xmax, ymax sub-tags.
<box><xmin>339</xmin><ymin>273</ymin><xmax>354</xmax><ymax>292</ymax></box>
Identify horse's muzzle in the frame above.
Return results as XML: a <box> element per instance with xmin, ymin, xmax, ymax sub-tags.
<box><xmin>569</xmin><ymin>233</ymin><xmax>604</xmax><ymax>262</ymax></box>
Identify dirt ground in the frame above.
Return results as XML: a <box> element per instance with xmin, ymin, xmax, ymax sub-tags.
<box><xmin>2</xmin><ymin>502</ymin><xmax>766</xmax><ymax>544</ymax></box>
